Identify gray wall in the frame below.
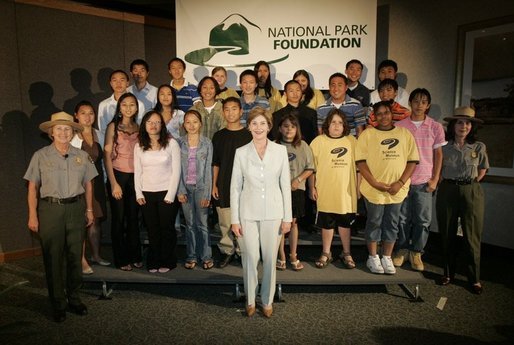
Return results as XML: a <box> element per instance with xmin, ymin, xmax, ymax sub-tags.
<box><xmin>1</xmin><ymin>0</ymin><xmax>513</xmax><ymax>255</ymax></box>
<box><xmin>0</xmin><ymin>1</ymin><xmax>174</xmax><ymax>255</ymax></box>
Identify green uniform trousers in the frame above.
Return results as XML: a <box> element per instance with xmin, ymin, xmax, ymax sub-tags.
<box><xmin>38</xmin><ymin>198</ymin><xmax>85</xmax><ymax>310</ymax></box>
<box><xmin>436</xmin><ymin>180</ymin><xmax>484</xmax><ymax>284</ymax></box>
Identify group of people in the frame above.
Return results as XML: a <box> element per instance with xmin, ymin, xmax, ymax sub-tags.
<box><xmin>24</xmin><ymin>57</ymin><xmax>489</xmax><ymax>322</ymax></box>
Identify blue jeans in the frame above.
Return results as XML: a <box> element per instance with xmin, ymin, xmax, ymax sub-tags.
<box><xmin>397</xmin><ymin>183</ymin><xmax>433</xmax><ymax>252</ymax></box>
<box><xmin>181</xmin><ymin>184</ymin><xmax>212</xmax><ymax>262</ymax></box>
<box><xmin>364</xmin><ymin>199</ymin><xmax>402</xmax><ymax>243</ymax></box>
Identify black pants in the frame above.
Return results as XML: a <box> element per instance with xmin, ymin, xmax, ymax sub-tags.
<box><xmin>108</xmin><ymin>170</ymin><xmax>141</xmax><ymax>268</ymax></box>
<box><xmin>141</xmin><ymin>191</ymin><xmax>178</xmax><ymax>269</ymax></box>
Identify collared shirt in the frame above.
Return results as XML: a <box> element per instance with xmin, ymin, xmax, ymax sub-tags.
<box><xmin>177</xmin><ymin>135</ymin><xmax>213</xmax><ymax>201</ymax></box>
<box><xmin>97</xmin><ymin>94</ymin><xmax>145</xmax><ymax>139</ymax></box>
<box><xmin>347</xmin><ymin>82</ymin><xmax>371</xmax><ymax>107</ymax></box>
<box><xmin>396</xmin><ymin>116</ymin><xmax>447</xmax><ymax>185</ymax></box>
<box><xmin>240</xmin><ymin>95</ymin><xmax>270</xmax><ymax>127</ymax></box>
<box><xmin>164</xmin><ymin>109</ymin><xmax>185</xmax><ymax>140</ymax></box>
<box><xmin>316</xmin><ymin>95</ymin><xmax>366</xmax><ymax>136</ymax></box>
<box><xmin>441</xmin><ymin>140</ymin><xmax>489</xmax><ymax>180</ymax></box>
<box><xmin>170</xmin><ymin>79</ymin><xmax>201</xmax><ymax>112</ymax></box>
<box><xmin>24</xmin><ymin>144</ymin><xmax>98</xmax><ymax>199</ymax></box>
<box><xmin>127</xmin><ymin>82</ymin><xmax>158</xmax><ymax>114</ymax></box>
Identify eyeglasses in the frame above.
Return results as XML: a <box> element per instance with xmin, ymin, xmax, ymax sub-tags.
<box><xmin>146</xmin><ymin>121</ymin><xmax>162</xmax><ymax>126</ymax></box>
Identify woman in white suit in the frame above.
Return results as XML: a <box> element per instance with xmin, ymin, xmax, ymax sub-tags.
<box><xmin>231</xmin><ymin>106</ymin><xmax>292</xmax><ymax>318</ymax></box>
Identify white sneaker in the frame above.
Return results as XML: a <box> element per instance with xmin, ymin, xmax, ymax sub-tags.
<box><xmin>381</xmin><ymin>256</ymin><xmax>396</xmax><ymax>275</ymax></box>
<box><xmin>367</xmin><ymin>255</ymin><xmax>384</xmax><ymax>274</ymax></box>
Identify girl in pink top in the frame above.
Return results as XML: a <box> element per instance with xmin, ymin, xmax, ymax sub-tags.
<box><xmin>104</xmin><ymin>93</ymin><xmax>142</xmax><ymax>271</ymax></box>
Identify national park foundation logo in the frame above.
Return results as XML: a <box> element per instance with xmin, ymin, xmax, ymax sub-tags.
<box><xmin>185</xmin><ymin>13</ymin><xmax>289</xmax><ymax>67</ymax></box>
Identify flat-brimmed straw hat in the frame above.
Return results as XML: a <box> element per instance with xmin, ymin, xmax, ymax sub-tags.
<box><xmin>39</xmin><ymin>111</ymin><xmax>84</xmax><ymax>132</ymax></box>
<box><xmin>443</xmin><ymin>106</ymin><xmax>483</xmax><ymax>123</ymax></box>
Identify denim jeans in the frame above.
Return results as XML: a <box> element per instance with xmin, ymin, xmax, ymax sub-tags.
<box><xmin>181</xmin><ymin>184</ymin><xmax>212</xmax><ymax>262</ymax></box>
<box><xmin>364</xmin><ymin>199</ymin><xmax>402</xmax><ymax>243</ymax></box>
<box><xmin>397</xmin><ymin>183</ymin><xmax>433</xmax><ymax>252</ymax></box>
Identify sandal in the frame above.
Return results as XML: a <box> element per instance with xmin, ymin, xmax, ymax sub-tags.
<box><xmin>184</xmin><ymin>261</ymin><xmax>197</xmax><ymax>269</ymax></box>
<box><xmin>202</xmin><ymin>260</ymin><xmax>214</xmax><ymax>270</ymax></box>
<box><xmin>276</xmin><ymin>260</ymin><xmax>286</xmax><ymax>271</ymax></box>
<box><xmin>289</xmin><ymin>254</ymin><xmax>304</xmax><ymax>271</ymax></box>
<box><xmin>339</xmin><ymin>252</ymin><xmax>356</xmax><ymax>269</ymax></box>
<box><xmin>315</xmin><ymin>252</ymin><xmax>333</xmax><ymax>269</ymax></box>
<box><xmin>133</xmin><ymin>262</ymin><xmax>143</xmax><ymax>269</ymax></box>
<box><xmin>120</xmin><ymin>264</ymin><xmax>132</xmax><ymax>271</ymax></box>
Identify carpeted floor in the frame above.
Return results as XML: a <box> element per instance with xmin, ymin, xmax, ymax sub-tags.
<box><xmin>1</xmin><ymin>234</ymin><xmax>513</xmax><ymax>345</ymax></box>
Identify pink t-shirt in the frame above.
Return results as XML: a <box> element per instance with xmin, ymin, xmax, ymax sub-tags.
<box><xmin>396</xmin><ymin>116</ymin><xmax>446</xmax><ymax>185</ymax></box>
<box><xmin>112</xmin><ymin>131</ymin><xmax>138</xmax><ymax>173</ymax></box>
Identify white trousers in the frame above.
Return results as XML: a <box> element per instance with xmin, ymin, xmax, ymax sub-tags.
<box><xmin>237</xmin><ymin>219</ymin><xmax>282</xmax><ymax>306</ymax></box>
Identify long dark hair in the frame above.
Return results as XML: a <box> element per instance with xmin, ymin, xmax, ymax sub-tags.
<box><xmin>293</xmin><ymin>69</ymin><xmax>314</xmax><ymax>107</ymax></box>
<box><xmin>276</xmin><ymin>112</ymin><xmax>302</xmax><ymax>148</ymax></box>
<box><xmin>446</xmin><ymin>119</ymin><xmax>478</xmax><ymax>144</ymax></box>
<box><xmin>154</xmin><ymin>84</ymin><xmax>179</xmax><ymax>112</ymax></box>
<box><xmin>254</xmin><ymin>60</ymin><xmax>273</xmax><ymax>98</ymax></box>
<box><xmin>110</xmin><ymin>92</ymin><xmax>139</xmax><ymax>159</ymax></box>
<box><xmin>138</xmin><ymin>111</ymin><xmax>169</xmax><ymax>151</ymax></box>
<box><xmin>321</xmin><ymin>108</ymin><xmax>350</xmax><ymax>137</ymax></box>
<box><xmin>198</xmin><ymin>76</ymin><xmax>221</xmax><ymax>101</ymax></box>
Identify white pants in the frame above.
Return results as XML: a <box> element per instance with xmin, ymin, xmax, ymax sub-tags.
<box><xmin>237</xmin><ymin>219</ymin><xmax>282</xmax><ymax>306</ymax></box>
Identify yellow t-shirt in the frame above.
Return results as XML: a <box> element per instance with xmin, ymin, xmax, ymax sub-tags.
<box><xmin>310</xmin><ymin>134</ymin><xmax>357</xmax><ymax>214</ymax></box>
<box><xmin>355</xmin><ymin>126</ymin><xmax>419</xmax><ymax>204</ymax></box>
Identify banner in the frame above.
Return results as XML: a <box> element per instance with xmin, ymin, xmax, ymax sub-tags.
<box><xmin>176</xmin><ymin>0</ymin><xmax>377</xmax><ymax>90</ymax></box>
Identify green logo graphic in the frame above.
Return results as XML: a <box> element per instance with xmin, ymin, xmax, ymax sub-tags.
<box><xmin>185</xmin><ymin>13</ymin><xmax>289</xmax><ymax>67</ymax></box>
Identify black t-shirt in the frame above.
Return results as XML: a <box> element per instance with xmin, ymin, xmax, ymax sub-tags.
<box><xmin>270</xmin><ymin>103</ymin><xmax>317</xmax><ymax>144</ymax></box>
<box><xmin>211</xmin><ymin>127</ymin><xmax>252</xmax><ymax>208</ymax></box>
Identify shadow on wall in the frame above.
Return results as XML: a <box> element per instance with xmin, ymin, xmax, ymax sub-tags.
<box><xmin>396</xmin><ymin>72</ymin><xmax>408</xmax><ymax>90</ymax></box>
<box><xmin>95</xmin><ymin>67</ymin><xmax>115</xmax><ymax>107</ymax></box>
<box><xmin>28</xmin><ymin>81</ymin><xmax>60</xmax><ymax>152</ymax></box>
<box><xmin>63</xmin><ymin>68</ymin><xmax>96</xmax><ymax>116</ymax></box>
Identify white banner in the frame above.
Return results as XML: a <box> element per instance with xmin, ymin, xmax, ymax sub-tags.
<box><xmin>176</xmin><ymin>0</ymin><xmax>376</xmax><ymax>90</ymax></box>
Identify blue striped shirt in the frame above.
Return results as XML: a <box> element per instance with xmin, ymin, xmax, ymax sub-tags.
<box><xmin>240</xmin><ymin>96</ymin><xmax>270</xmax><ymax>127</ymax></box>
<box><xmin>316</xmin><ymin>95</ymin><xmax>366</xmax><ymax>136</ymax></box>
<box><xmin>170</xmin><ymin>80</ymin><xmax>201</xmax><ymax>113</ymax></box>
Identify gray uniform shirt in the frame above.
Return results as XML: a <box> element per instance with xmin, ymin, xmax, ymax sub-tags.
<box><xmin>24</xmin><ymin>145</ymin><xmax>98</xmax><ymax>198</ymax></box>
<box><xmin>441</xmin><ymin>140</ymin><xmax>489</xmax><ymax>180</ymax></box>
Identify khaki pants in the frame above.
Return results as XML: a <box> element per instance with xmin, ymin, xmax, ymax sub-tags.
<box><xmin>216</xmin><ymin>207</ymin><xmax>236</xmax><ymax>255</ymax></box>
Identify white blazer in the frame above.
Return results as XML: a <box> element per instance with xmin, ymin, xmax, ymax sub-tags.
<box><xmin>230</xmin><ymin>140</ymin><xmax>292</xmax><ymax>224</ymax></box>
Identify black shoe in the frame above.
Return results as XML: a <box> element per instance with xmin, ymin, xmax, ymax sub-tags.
<box><xmin>471</xmin><ymin>283</ymin><xmax>483</xmax><ymax>295</ymax></box>
<box><xmin>218</xmin><ymin>253</ymin><xmax>234</xmax><ymax>268</ymax></box>
<box><xmin>69</xmin><ymin>303</ymin><xmax>88</xmax><ymax>316</ymax></box>
<box><xmin>438</xmin><ymin>276</ymin><xmax>451</xmax><ymax>286</ymax></box>
<box><xmin>53</xmin><ymin>309</ymin><xmax>66</xmax><ymax>322</ymax></box>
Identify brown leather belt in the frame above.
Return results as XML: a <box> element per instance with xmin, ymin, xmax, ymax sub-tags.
<box><xmin>41</xmin><ymin>194</ymin><xmax>83</xmax><ymax>204</ymax></box>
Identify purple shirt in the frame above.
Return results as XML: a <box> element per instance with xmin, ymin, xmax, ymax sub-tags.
<box><xmin>186</xmin><ymin>146</ymin><xmax>198</xmax><ymax>185</ymax></box>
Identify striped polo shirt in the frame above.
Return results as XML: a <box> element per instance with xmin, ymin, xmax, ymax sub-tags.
<box><xmin>396</xmin><ymin>116</ymin><xmax>447</xmax><ymax>185</ymax></box>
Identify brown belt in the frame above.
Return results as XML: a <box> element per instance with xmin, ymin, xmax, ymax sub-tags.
<box><xmin>41</xmin><ymin>194</ymin><xmax>83</xmax><ymax>204</ymax></box>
